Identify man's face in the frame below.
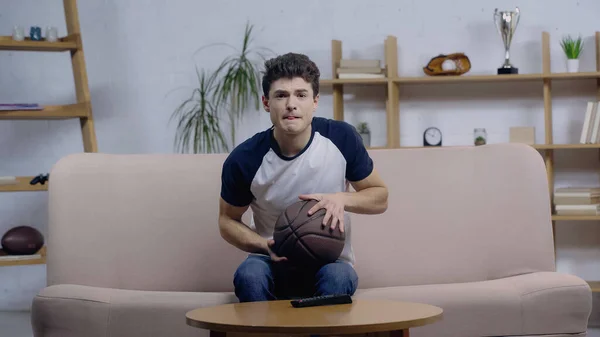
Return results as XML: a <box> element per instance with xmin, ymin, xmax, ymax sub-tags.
<box><xmin>262</xmin><ymin>77</ymin><xmax>319</xmax><ymax>135</ymax></box>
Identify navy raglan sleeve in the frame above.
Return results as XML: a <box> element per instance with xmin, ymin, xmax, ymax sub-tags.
<box><xmin>328</xmin><ymin>120</ymin><xmax>374</xmax><ymax>182</ymax></box>
<box><xmin>344</xmin><ymin>123</ymin><xmax>374</xmax><ymax>181</ymax></box>
<box><xmin>220</xmin><ymin>154</ymin><xmax>254</xmax><ymax>207</ymax></box>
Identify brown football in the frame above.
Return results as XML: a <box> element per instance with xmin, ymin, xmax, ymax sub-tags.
<box><xmin>1</xmin><ymin>226</ymin><xmax>44</xmax><ymax>255</ymax></box>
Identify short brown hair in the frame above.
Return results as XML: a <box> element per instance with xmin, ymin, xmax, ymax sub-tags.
<box><xmin>262</xmin><ymin>52</ymin><xmax>320</xmax><ymax>98</ymax></box>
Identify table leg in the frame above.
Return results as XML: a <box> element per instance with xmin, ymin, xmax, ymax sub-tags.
<box><xmin>390</xmin><ymin>329</ymin><xmax>409</xmax><ymax>337</ymax></box>
<box><xmin>209</xmin><ymin>331</ymin><xmax>226</xmax><ymax>337</ymax></box>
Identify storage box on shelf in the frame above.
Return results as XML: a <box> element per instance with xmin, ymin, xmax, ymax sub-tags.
<box><xmin>320</xmin><ymin>31</ymin><xmax>600</xmax><ymax>292</ymax></box>
<box><xmin>0</xmin><ymin>0</ymin><xmax>97</xmax><ymax>265</ymax></box>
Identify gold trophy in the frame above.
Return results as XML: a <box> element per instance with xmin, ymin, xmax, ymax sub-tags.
<box><xmin>494</xmin><ymin>7</ymin><xmax>520</xmax><ymax>74</ymax></box>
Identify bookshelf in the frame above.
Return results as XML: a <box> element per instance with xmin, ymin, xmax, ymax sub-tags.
<box><xmin>321</xmin><ymin>31</ymin><xmax>600</xmax><ymax>292</ymax></box>
<box><xmin>0</xmin><ymin>0</ymin><xmax>97</xmax><ymax>265</ymax></box>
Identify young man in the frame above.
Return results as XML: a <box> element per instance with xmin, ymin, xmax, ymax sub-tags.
<box><xmin>218</xmin><ymin>52</ymin><xmax>388</xmax><ymax>302</ymax></box>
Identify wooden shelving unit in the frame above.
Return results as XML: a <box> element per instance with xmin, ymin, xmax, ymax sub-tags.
<box><xmin>0</xmin><ymin>0</ymin><xmax>97</xmax><ymax>265</ymax></box>
<box><xmin>322</xmin><ymin>31</ymin><xmax>600</xmax><ymax>292</ymax></box>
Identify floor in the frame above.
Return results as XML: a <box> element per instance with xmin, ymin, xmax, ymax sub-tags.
<box><xmin>2</xmin><ymin>311</ymin><xmax>599</xmax><ymax>337</ymax></box>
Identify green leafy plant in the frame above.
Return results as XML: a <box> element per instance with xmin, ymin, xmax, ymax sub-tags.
<box><xmin>356</xmin><ymin>122</ymin><xmax>370</xmax><ymax>134</ymax></box>
<box><xmin>560</xmin><ymin>35</ymin><xmax>584</xmax><ymax>59</ymax></box>
<box><xmin>170</xmin><ymin>22</ymin><xmax>271</xmax><ymax>154</ymax></box>
<box><xmin>170</xmin><ymin>68</ymin><xmax>229</xmax><ymax>154</ymax></box>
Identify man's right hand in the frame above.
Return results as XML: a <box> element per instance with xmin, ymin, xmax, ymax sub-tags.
<box><xmin>266</xmin><ymin>239</ymin><xmax>287</xmax><ymax>262</ymax></box>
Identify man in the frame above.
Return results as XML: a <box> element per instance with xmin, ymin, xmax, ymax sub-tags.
<box><xmin>218</xmin><ymin>52</ymin><xmax>388</xmax><ymax>302</ymax></box>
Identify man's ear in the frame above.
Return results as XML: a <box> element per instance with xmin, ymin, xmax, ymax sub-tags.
<box><xmin>262</xmin><ymin>95</ymin><xmax>270</xmax><ymax>112</ymax></box>
<box><xmin>313</xmin><ymin>93</ymin><xmax>319</xmax><ymax>110</ymax></box>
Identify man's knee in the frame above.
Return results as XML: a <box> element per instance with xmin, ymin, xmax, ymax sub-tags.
<box><xmin>234</xmin><ymin>256</ymin><xmax>271</xmax><ymax>283</ymax></box>
<box><xmin>233</xmin><ymin>255</ymin><xmax>274</xmax><ymax>302</ymax></box>
<box><xmin>315</xmin><ymin>261</ymin><xmax>358</xmax><ymax>296</ymax></box>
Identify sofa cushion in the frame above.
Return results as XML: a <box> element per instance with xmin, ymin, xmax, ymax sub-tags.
<box><xmin>32</xmin><ymin>284</ymin><xmax>238</xmax><ymax>337</ymax></box>
<box><xmin>354</xmin><ymin>271</ymin><xmax>592</xmax><ymax>337</ymax></box>
<box><xmin>32</xmin><ymin>271</ymin><xmax>591</xmax><ymax>337</ymax></box>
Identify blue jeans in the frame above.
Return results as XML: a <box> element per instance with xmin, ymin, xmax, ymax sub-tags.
<box><xmin>233</xmin><ymin>254</ymin><xmax>358</xmax><ymax>302</ymax></box>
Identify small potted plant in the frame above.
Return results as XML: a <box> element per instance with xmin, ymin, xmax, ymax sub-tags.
<box><xmin>560</xmin><ymin>35</ymin><xmax>584</xmax><ymax>73</ymax></box>
<box><xmin>356</xmin><ymin>122</ymin><xmax>370</xmax><ymax>147</ymax></box>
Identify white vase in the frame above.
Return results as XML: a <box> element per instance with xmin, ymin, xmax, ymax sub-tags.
<box><xmin>567</xmin><ymin>59</ymin><xmax>579</xmax><ymax>73</ymax></box>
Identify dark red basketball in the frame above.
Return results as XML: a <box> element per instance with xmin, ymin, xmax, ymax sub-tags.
<box><xmin>1</xmin><ymin>226</ymin><xmax>44</xmax><ymax>255</ymax></box>
<box><xmin>272</xmin><ymin>199</ymin><xmax>345</xmax><ymax>268</ymax></box>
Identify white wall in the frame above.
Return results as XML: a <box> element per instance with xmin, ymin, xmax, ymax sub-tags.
<box><xmin>1</xmin><ymin>0</ymin><xmax>599</xmax><ymax>312</ymax></box>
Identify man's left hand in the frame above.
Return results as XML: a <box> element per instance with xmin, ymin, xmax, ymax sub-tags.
<box><xmin>298</xmin><ymin>193</ymin><xmax>346</xmax><ymax>233</ymax></box>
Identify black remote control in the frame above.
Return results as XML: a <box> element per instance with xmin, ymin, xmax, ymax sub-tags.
<box><xmin>291</xmin><ymin>294</ymin><xmax>353</xmax><ymax>308</ymax></box>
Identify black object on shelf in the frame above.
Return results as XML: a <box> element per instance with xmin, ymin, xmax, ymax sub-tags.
<box><xmin>30</xmin><ymin>173</ymin><xmax>49</xmax><ymax>185</ymax></box>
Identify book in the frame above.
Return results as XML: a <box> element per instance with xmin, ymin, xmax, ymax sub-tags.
<box><xmin>555</xmin><ymin>204</ymin><xmax>600</xmax><ymax>215</ymax></box>
<box><xmin>555</xmin><ymin>187</ymin><xmax>600</xmax><ymax>196</ymax></box>
<box><xmin>0</xmin><ymin>176</ymin><xmax>17</xmax><ymax>185</ymax></box>
<box><xmin>338</xmin><ymin>73</ymin><xmax>386</xmax><ymax>79</ymax></box>
<box><xmin>339</xmin><ymin>59</ymin><xmax>381</xmax><ymax>68</ymax></box>
<box><xmin>0</xmin><ymin>103</ymin><xmax>42</xmax><ymax>111</ymax></box>
<box><xmin>590</xmin><ymin>102</ymin><xmax>600</xmax><ymax>143</ymax></box>
<box><xmin>580</xmin><ymin>102</ymin><xmax>595</xmax><ymax>143</ymax></box>
<box><xmin>337</xmin><ymin>67</ymin><xmax>383</xmax><ymax>74</ymax></box>
<box><xmin>580</xmin><ymin>101</ymin><xmax>600</xmax><ymax>143</ymax></box>
<box><xmin>554</xmin><ymin>187</ymin><xmax>600</xmax><ymax>205</ymax></box>
<box><xmin>555</xmin><ymin>196</ymin><xmax>600</xmax><ymax>205</ymax></box>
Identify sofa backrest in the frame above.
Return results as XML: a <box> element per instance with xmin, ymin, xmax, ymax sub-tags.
<box><xmin>46</xmin><ymin>143</ymin><xmax>555</xmax><ymax>292</ymax></box>
<box><xmin>350</xmin><ymin>143</ymin><xmax>555</xmax><ymax>288</ymax></box>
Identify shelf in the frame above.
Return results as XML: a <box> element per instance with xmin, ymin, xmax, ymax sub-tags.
<box><xmin>0</xmin><ymin>35</ymin><xmax>78</xmax><ymax>52</ymax></box>
<box><xmin>320</xmin><ymin>72</ymin><xmax>600</xmax><ymax>86</ymax></box>
<box><xmin>533</xmin><ymin>144</ymin><xmax>600</xmax><ymax>149</ymax></box>
<box><xmin>0</xmin><ymin>176</ymin><xmax>48</xmax><ymax>192</ymax></box>
<box><xmin>395</xmin><ymin>73</ymin><xmax>544</xmax><ymax>84</ymax></box>
<box><xmin>588</xmin><ymin>281</ymin><xmax>600</xmax><ymax>293</ymax></box>
<box><xmin>552</xmin><ymin>215</ymin><xmax>600</xmax><ymax>221</ymax></box>
<box><xmin>0</xmin><ymin>246</ymin><xmax>46</xmax><ymax>267</ymax></box>
<box><xmin>0</xmin><ymin>102</ymin><xmax>89</xmax><ymax>120</ymax></box>
<box><xmin>547</xmin><ymin>72</ymin><xmax>600</xmax><ymax>80</ymax></box>
<box><xmin>387</xmin><ymin>144</ymin><xmax>600</xmax><ymax>150</ymax></box>
<box><xmin>320</xmin><ymin>78</ymin><xmax>389</xmax><ymax>85</ymax></box>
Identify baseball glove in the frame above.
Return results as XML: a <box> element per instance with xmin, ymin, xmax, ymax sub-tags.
<box><xmin>423</xmin><ymin>53</ymin><xmax>471</xmax><ymax>76</ymax></box>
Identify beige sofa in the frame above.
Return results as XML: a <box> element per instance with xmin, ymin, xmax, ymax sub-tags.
<box><xmin>31</xmin><ymin>143</ymin><xmax>592</xmax><ymax>337</ymax></box>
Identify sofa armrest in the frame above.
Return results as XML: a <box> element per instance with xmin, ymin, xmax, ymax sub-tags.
<box><xmin>31</xmin><ymin>284</ymin><xmax>238</xmax><ymax>337</ymax></box>
<box><xmin>31</xmin><ymin>285</ymin><xmax>111</xmax><ymax>337</ymax></box>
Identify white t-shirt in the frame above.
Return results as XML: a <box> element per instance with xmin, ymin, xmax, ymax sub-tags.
<box><xmin>220</xmin><ymin>117</ymin><xmax>374</xmax><ymax>265</ymax></box>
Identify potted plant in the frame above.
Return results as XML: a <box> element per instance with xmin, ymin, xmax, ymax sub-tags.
<box><xmin>560</xmin><ymin>35</ymin><xmax>584</xmax><ymax>73</ymax></box>
<box><xmin>356</xmin><ymin>122</ymin><xmax>371</xmax><ymax>147</ymax></box>
<box><xmin>170</xmin><ymin>22</ymin><xmax>271</xmax><ymax>154</ymax></box>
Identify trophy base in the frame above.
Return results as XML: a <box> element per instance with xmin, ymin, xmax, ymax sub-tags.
<box><xmin>497</xmin><ymin>67</ymin><xmax>518</xmax><ymax>75</ymax></box>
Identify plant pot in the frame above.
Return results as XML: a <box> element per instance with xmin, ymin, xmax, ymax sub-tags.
<box><xmin>567</xmin><ymin>59</ymin><xmax>579</xmax><ymax>73</ymax></box>
<box><xmin>359</xmin><ymin>132</ymin><xmax>371</xmax><ymax>147</ymax></box>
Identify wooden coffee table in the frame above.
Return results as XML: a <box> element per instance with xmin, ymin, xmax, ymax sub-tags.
<box><xmin>186</xmin><ymin>298</ymin><xmax>443</xmax><ymax>336</ymax></box>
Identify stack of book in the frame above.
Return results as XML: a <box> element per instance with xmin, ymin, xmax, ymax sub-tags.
<box><xmin>337</xmin><ymin>59</ymin><xmax>386</xmax><ymax>79</ymax></box>
<box><xmin>554</xmin><ymin>187</ymin><xmax>600</xmax><ymax>215</ymax></box>
<box><xmin>579</xmin><ymin>101</ymin><xmax>600</xmax><ymax>144</ymax></box>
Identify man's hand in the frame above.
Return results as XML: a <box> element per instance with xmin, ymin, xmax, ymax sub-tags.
<box><xmin>266</xmin><ymin>239</ymin><xmax>287</xmax><ymax>262</ymax></box>
<box><xmin>298</xmin><ymin>193</ymin><xmax>346</xmax><ymax>233</ymax></box>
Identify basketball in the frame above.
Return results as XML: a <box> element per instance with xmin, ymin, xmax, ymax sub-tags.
<box><xmin>1</xmin><ymin>225</ymin><xmax>44</xmax><ymax>255</ymax></box>
<box><xmin>272</xmin><ymin>199</ymin><xmax>345</xmax><ymax>268</ymax></box>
